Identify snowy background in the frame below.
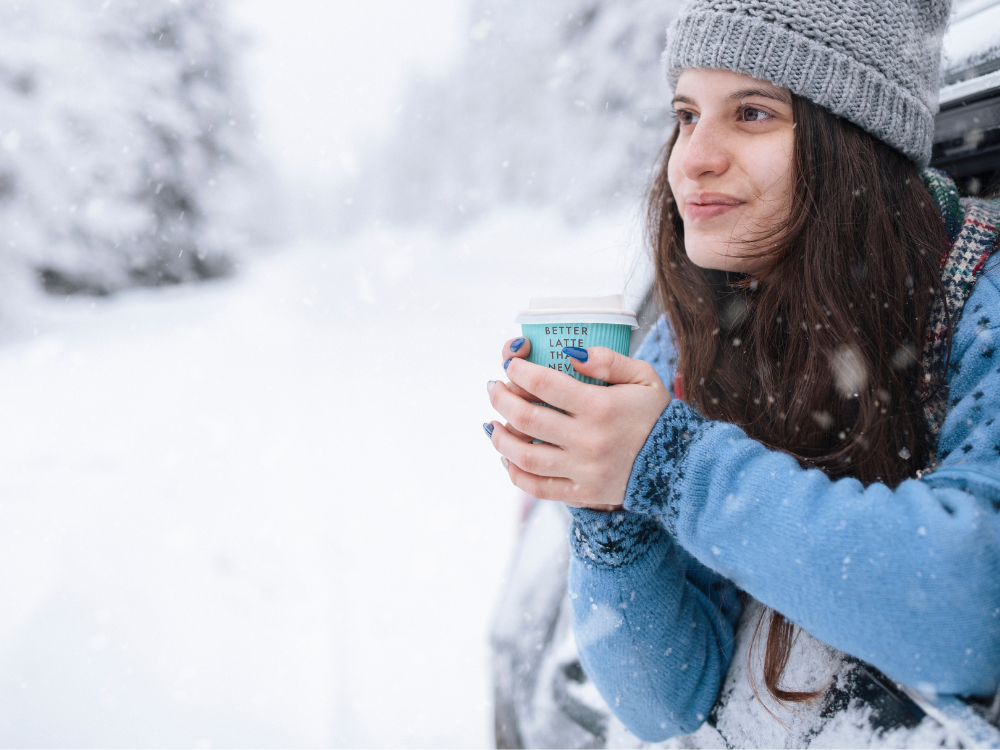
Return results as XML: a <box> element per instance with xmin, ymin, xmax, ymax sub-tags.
<box><xmin>0</xmin><ymin>0</ymin><xmax>995</xmax><ymax>747</ymax></box>
<box><xmin>0</xmin><ymin>0</ymin><xmax>677</xmax><ymax>747</ymax></box>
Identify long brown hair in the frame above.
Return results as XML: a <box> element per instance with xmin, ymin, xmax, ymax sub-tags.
<box><xmin>646</xmin><ymin>96</ymin><xmax>948</xmax><ymax>703</ymax></box>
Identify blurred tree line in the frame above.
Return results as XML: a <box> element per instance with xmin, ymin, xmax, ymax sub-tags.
<box><xmin>0</xmin><ymin>0</ymin><xmax>272</xmax><ymax>297</ymax></box>
<box><xmin>347</xmin><ymin>0</ymin><xmax>684</xmax><ymax>231</ymax></box>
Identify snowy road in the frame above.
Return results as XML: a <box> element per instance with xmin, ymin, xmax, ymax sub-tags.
<box><xmin>0</xmin><ymin>211</ymin><xmax>641</xmax><ymax>748</ymax></box>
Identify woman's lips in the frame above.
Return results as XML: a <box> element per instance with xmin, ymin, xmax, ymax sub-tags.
<box><xmin>684</xmin><ymin>195</ymin><xmax>743</xmax><ymax>222</ymax></box>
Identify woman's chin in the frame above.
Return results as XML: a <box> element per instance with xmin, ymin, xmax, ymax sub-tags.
<box><xmin>684</xmin><ymin>244</ymin><xmax>748</xmax><ymax>272</ymax></box>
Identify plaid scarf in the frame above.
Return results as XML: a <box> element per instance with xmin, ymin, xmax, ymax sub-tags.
<box><xmin>920</xmin><ymin>169</ymin><xmax>1000</xmax><ymax>453</ymax></box>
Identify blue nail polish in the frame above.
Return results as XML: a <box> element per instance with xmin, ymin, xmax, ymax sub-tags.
<box><xmin>483</xmin><ymin>422</ymin><xmax>494</xmax><ymax>438</ymax></box>
<box><xmin>510</xmin><ymin>337</ymin><xmax>525</xmax><ymax>353</ymax></box>
<box><xmin>563</xmin><ymin>346</ymin><xmax>589</xmax><ymax>363</ymax></box>
<box><xmin>504</xmin><ymin>358</ymin><xmax>512</xmax><ymax>371</ymax></box>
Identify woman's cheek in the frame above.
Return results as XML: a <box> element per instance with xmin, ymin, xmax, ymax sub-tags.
<box><xmin>745</xmin><ymin>138</ymin><xmax>795</xmax><ymax>224</ymax></box>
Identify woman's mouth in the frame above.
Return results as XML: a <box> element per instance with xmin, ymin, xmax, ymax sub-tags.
<box><xmin>684</xmin><ymin>194</ymin><xmax>744</xmax><ymax>222</ymax></box>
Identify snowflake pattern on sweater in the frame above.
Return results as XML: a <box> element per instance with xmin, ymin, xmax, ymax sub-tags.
<box><xmin>570</xmin><ymin>508</ymin><xmax>665</xmax><ymax>569</ymax></box>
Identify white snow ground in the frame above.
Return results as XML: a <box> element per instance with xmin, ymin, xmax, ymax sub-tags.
<box><xmin>0</xmin><ymin>209</ymin><xmax>644</xmax><ymax>748</ymax></box>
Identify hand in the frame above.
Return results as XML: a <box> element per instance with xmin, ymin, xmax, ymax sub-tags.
<box><xmin>486</xmin><ymin>338</ymin><xmax>671</xmax><ymax>511</ymax></box>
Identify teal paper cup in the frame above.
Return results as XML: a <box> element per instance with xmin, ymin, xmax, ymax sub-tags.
<box><xmin>515</xmin><ymin>294</ymin><xmax>638</xmax><ymax>386</ymax></box>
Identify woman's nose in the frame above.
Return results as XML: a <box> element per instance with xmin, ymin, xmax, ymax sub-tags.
<box><xmin>676</xmin><ymin>119</ymin><xmax>731</xmax><ymax>181</ymax></box>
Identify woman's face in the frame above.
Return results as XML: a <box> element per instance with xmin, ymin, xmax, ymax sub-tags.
<box><xmin>667</xmin><ymin>69</ymin><xmax>795</xmax><ymax>272</ymax></box>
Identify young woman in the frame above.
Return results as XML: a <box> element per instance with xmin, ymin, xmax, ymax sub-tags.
<box><xmin>485</xmin><ymin>0</ymin><xmax>1000</xmax><ymax>744</ymax></box>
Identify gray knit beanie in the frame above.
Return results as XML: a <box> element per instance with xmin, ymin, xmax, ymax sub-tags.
<box><xmin>664</xmin><ymin>0</ymin><xmax>953</xmax><ymax>166</ymax></box>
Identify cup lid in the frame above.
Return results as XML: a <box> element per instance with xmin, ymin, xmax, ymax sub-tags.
<box><xmin>515</xmin><ymin>294</ymin><xmax>638</xmax><ymax>329</ymax></box>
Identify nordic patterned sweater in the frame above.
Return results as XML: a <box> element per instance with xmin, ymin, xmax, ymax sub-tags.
<box><xmin>567</xmin><ymin>194</ymin><xmax>1000</xmax><ymax>741</ymax></box>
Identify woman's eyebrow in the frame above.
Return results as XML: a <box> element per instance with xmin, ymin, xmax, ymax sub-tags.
<box><xmin>728</xmin><ymin>87</ymin><xmax>792</xmax><ymax>105</ymax></box>
<box><xmin>672</xmin><ymin>88</ymin><xmax>792</xmax><ymax>107</ymax></box>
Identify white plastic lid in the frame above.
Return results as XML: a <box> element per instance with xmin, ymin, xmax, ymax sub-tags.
<box><xmin>515</xmin><ymin>294</ymin><xmax>638</xmax><ymax>329</ymax></box>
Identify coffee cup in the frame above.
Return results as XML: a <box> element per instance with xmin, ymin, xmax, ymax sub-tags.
<box><xmin>515</xmin><ymin>294</ymin><xmax>638</xmax><ymax>386</ymax></box>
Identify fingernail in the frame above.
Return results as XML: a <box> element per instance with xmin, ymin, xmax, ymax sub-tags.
<box><xmin>501</xmin><ymin>456</ymin><xmax>509</xmax><ymax>471</ymax></box>
<box><xmin>510</xmin><ymin>337</ymin><xmax>525</xmax><ymax>353</ymax></box>
<box><xmin>563</xmin><ymin>346</ymin><xmax>588</xmax><ymax>363</ymax></box>
<box><xmin>487</xmin><ymin>380</ymin><xmax>496</xmax><ymax>395</ymax></box>
<box><xmin>483</xmin><ymin>423</ymin><xmax>494</xmax><ymax>439</ymax></box>
<box><xmin>504</xmin><ymin>358</ymin><xmax>512</xmax><ymax>371</ymax></box>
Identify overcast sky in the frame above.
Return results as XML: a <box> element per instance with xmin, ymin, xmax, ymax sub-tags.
<box><xmin>230</xmin><ymin>1</ymin><xmax>469</xmax><ymax>183</ymax></box>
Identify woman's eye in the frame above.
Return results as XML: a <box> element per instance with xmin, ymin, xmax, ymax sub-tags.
<box><xmin>740</xmin><ymin>106</ymin><xmax>772</xmax><ymax>122</ymax></box>
<box><xmin>676</xmin><ymin>109</ymin><xmax>700</xmax><ymax>126</ymax></box>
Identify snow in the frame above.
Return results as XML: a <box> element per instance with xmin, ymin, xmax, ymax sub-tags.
<box><xmin>0</xmin><ymin>208</ymin><xmax>642</xmax><ymax>746</ymax></box>
<box><xmin>229</xmin><ymin>0</ymin><xmax>468</xmax><ymax>183</ymax></box>
<box><xmin>336</xmin><ymin>0</ymin><xmax>685</xmax><ymax>233</ymax></box>
<box><xmin>672</xmin><ymin>601</ymin><xmax>965</xmax><ymax>750</ymax></box>
<box><xmin>0</xmin><ymin>0</ymin><xmax>272</xmax><ymax>295</ymax></box>
<box><xmin>7</xmin><ymin>0</ymin><xmax>998</xmax><ymax>745</ymax></box>
<box><xmin>942</xmin><ymin>0</ymin><xmax>1000</xmax><ymax>76</ymax></box>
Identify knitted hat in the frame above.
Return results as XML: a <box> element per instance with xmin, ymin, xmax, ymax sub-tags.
<box><xmin>664</xmin><ymin>0</ymin><xmax>953</xmax><ymax>166</ymax></box>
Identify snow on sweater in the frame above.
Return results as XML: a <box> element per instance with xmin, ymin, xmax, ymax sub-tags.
<box><xmin>567</xmin><ymin>238</ymin><xmax>1000</xmax><ymax>743</ymax></box>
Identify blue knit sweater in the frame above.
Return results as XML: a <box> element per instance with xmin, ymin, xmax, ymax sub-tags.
<box><xmin>567</xmin><ymin>252</ymin><xmax>1000</xmax><ymax>742</ymax></box>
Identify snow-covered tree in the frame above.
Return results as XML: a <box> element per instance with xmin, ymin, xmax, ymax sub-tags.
<box><xmin>0</xmin><ymin>0</ymin><xmax>273</xmax><ymax>296</ymax></box>
<box><xmin>348</xmin><ymin>0</ymin><xmax>684</xmax><ymax>230</ymax></box>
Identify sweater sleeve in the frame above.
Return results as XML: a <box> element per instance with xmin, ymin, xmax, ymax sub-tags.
<box><xmin>566</xmin><ymin>320</ymin><xmax>743</xmax><ymax>741</ymax></box>
<box><xmin>624</xmin><ymin>258</ymin><xmax>1000</xmax><ymax>698</ymax></box>
<box><xmin>567</xmin><ymin>508</ymin><xmax>742</xmax><ymax>741</ymax></box>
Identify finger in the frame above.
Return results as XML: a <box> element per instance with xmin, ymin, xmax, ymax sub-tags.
<box><xmin>500</xmin><ymin>336</ymin><xmax>531</xmax><ymax>366</ymax></box>
<box><xmin>489</xmin><ymin>380</ymin><xmax>572</xmax><ymax>445</ymax></box>
<box><xmin>485</xmin><ymin>419</ymin><xmax>533</xmax><ymax>447</ymax></box>
<box><xmin>487</xmin><ymin>380</ymin><xmax>545</xmax><ymax>415</ymax></box>
<box><xmin>505</xmin><ymin>459</ymin><xmax>621</xmax><ymax>510</ymax></box>
<box><xmin>503</xmin><ymin>420</ymin><xmax>566</xmax><ymax>445</ymax></box>
<box><xmin>505</xmin><ymin>462</ymin><xmax>618</xmax><ymax>508</ymax></box>
<box><xmin>505</xmin><ymin>460</ymin><xmax>580</xmax><ymax>504</ymax></box>
<box><xmin>563</xmin><ymin>346</ymin><xmax>667</xmax><ymax>389</ymax></box>
<box><xmin>504</xmin><ymin>357</ymin><xmax>588</xmax><ymax>414</ymax></box>
<box><xmin>490</xmin><ymin>422</ymin><xmax>568</xmax><ymax>478</ymax></box>
<box><xmin>503</xmin><ymin>379</ymin><xmax>544</xmax><ymax>403</ymax></box>
<box><xmin>503</xmin><ymin>421</ymin><xmax>534</xmax><ymax>443</ymax></box>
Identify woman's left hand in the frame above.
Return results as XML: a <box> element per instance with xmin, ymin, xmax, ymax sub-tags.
<box><xmin>486</xmin><ymin>348</ymin><xmax>671</xmax><ymax>511</ymax></box>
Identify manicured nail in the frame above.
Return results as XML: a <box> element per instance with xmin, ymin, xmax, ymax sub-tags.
<box><xmin>483</xmin><ymin>422</ymin><xmax>494</xmax><ymax>439</ymax></box>
<box><xmin>563</xmin><ymin>346</ymin><xmax>588</xmax><ymax>363</ymax></box>
<box><xmin>501</xmin><ymin>456</ymin><xmax>509</xmax><ymax>471</ymax></box>
<box><xmin>504</xmin><ymin>358</ymin><xmax>512</xmax><ymax>371</ymax></box>
<box><xmin>510</xmin><ymin>337</ymin><xmax>525</xmax><ymax>353</ymax></box>
<box><xmin>487</xmin><ymin>380</ymin><xmax>496</xmax><ymax>395</ymax></box>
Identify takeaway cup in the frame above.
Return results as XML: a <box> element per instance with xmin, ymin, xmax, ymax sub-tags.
<box><xmin>514</xmin><ymin>294</ymin><xmax>638</xmax><ymax>386</ymax></box>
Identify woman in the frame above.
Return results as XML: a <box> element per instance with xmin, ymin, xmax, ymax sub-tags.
<box><xmin>484</xmin><ymin>0</ymin><xmax>1000</xmax><ymax>744</ymax></box>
